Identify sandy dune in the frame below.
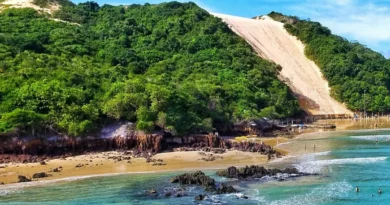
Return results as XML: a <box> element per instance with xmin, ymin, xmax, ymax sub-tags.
<box><xmin>213</xmin><ymin>13</ymin><xmax>352</xmax><ymax>115</ymax></box>
<box><xmin>0</xmin><ymin>0</ymin><xmax>59</xmax><ymax>14</ymax></box>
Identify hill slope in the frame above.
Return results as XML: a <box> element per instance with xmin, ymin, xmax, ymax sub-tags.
<box><xmin>268</xmin><ymin>12</ymin><xmax>390</xmax><ymax>113</ymax></box>
<box><xmin>0</xmin><ymin>2</ymin><xmax>300</xmax><ymax>137</ymax></box>
<box><xmin>213</xmin><ymin>13</ymin><xmax>352</xmax><ymax>115</ymax></box>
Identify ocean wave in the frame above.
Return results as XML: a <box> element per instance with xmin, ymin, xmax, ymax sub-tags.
<box><xmin>262</xmin><ymin>181</ymin><xmax>353</xmax><ymax>205</ymax></box>
<box><xmin>295</xmin><ymin>151</ymin><xmax>331</xmax><ymax>162</ymax></box>
<box><xmin>270</xmin><ymin>151</ymin><xmax>331</xmax><ymax>164</ymax></box>
<box><xmin>351</xmin><ymin>135</ymin><xmax>390</xmax><ymax>141</ymax></box>
<box><xmin>294</xmin><ymin>157</ymin><xmax>388</xmax><ymax>174</ymax></box>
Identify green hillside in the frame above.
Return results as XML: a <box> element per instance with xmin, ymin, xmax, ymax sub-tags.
<box><xmin>269</xmin><ymin>12</ymin><xmax>390</xmax><ymax>113</ymax></box>
<box><xmin>0</xmin><ymin>2</ymin><xmax>300</xmax><ymax>137</ymax></box>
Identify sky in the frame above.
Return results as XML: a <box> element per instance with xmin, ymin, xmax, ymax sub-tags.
<box><xmin>73</xmin><ymin>0</ymin><xmax>390</xmax><ymax>58</ymax></box>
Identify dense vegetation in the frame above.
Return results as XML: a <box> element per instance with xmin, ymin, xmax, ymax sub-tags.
<box><xmin>0</xmin><ymin>2</ymin><xmax>300</xmax><ymax>137</ymax></box>
<box><xmin>269</xmin><ymin>12</ymin><xmax>390</xmax><ymax>112</ymax></box>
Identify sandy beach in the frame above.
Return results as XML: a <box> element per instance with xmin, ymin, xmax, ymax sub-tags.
<box><xmin>0</xmin><ymin>150</ymin><xmax>270</xmax><ymax>185</ymax></box>
<box><xmin>0</xmin><ymin>136</ymin><xmax>294</xmax><ymax>185</ymax></box>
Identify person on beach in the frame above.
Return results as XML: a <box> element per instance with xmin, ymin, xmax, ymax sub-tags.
<box><xmin>313</xmin><ymin>145</ymin><xmax>316</xmax><ymax>150</ymax></box>
<box><xmin>378</xmin><ymin>189</ymin><xmax>382</xmax><ymax>194</ymax></box>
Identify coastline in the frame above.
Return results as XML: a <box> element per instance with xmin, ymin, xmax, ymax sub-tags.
<box><xmin>0</xmin><ymin>136</ymin><xmax>292</xmax><ymax>185</ymax></box>
<box><xmin>0</xmin><ymin>150</ymin><xmax>269</xmax><ymax>185</ymax></box>
<box><xmin>1</xmin><ymin>126</ymin><xmax>382</xmax><ymax>186</ymax></box>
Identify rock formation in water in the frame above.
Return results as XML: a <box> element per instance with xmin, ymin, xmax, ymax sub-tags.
<box><xmin>216</xmin><ymin>165</ymin><xmax>305</xmax><ymax>179</ymax></box>
<box><xmin>170</xmin><ymin>171</ymin><xmax>236</xmax><ymax>194</ymax></box>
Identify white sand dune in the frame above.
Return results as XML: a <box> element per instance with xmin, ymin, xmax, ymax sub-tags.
<box><xmin>0</xmin><ymin>0</ymin><xmax>59</xmax><ymax>14</ymax></box>
<box><xmin>213</xmin><ymin>13</ymin><xmax>352</xmax><ymax>115</ymax></box>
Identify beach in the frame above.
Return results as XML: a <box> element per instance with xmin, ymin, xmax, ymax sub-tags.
<box><xmin>0</xmin><ymin>149</ymin><xmax>268</xmax><ymax>185</ymax></box>
<box><xmin>0</xmin><ymin>136</ymin><xmax>293</xmax><ymax>185</ymax></box>
<box><xmin>2</xmin><ymin>128</ymin><xmax>389</xmax><ymax>205</ymax></box>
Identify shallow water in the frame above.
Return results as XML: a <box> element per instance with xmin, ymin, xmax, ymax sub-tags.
<box><xmin>1</xmin><ymin>129</ymin><xmax>390</xmax><ymax>205</ymax></box>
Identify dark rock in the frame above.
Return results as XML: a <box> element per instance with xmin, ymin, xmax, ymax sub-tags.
<box><xmin>216</xmin><ymin>165</ymin><xmax>304</xmax><ymax>179</ymax></box>
<box><xmin>32</xmin><ymin>172</ymin><xmax>50</xmax><ymax>178</ymax></box>
<box><xmin>164</xmin><ymin>192</ymin><xmax>171</xmax><ymax>197</ymax></box>
<box><xmin>40</xmin><ymin>161</ymin><xmax>46</xmax><ymax>165</ymax></box>
<box><xmin>195</xmin><ymin>194</ymin><xmax>205</xmax><ymax>201</ymax></box>
<box><xmin>75</xmin><ymin>164</ymin><xmax>83</xmax><ymax>168</ymax></box>
<box><xmin>17</xmin><ymin>175</ymin><xmax>31</xmax><ymax>183</ymax></box>
<box><xmin>0</xmin><ymin>182</ymin><xmax>4</xmax><ymax>185</ymax></box>
<box><xmin>52</xmin><ymin>168</ymin><xmax>60</xmax><ymax>172</ymax></box>
<box><xmin>170</xmin><ymin>171</ymin><xmax>215</xmax><ymax>191</ymax></box>
<box><xmin>170</xmin><ymin>171</ymin><xmax>238</xmax><ymax>195</ymax></box>
<box><xmin>216</xmin><ymin>183</ymin><xmax>236</xmax><ymax>194</ymax></box>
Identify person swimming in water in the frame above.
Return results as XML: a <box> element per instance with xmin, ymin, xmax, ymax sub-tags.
<box><xmin>355</xmin><ymin>186</ymin><xmax>360</xmax><ymax>193</ymax></box>
<box><xmin>378</xmin><ymin>189</ymin><xmax>382</xmax><ymax>194</ymax></box>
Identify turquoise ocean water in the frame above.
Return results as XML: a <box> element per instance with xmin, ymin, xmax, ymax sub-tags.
<box><xmin>1</xmin><ymin>129</ymin><xmax>390</xmax><ymax>205</ymax></box>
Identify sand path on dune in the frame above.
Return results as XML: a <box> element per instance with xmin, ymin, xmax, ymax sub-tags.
<box><xmin>213</xmin><ymin>13</ymin><xmax>352</xmax><ymax>115</ymax></box>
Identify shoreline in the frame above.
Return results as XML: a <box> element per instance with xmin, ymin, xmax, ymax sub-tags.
<box><xmin>0</xmin><ymin>136</ymin><xmax>290</xmax><ymax>185</ymax></box>
<box><xmin>0</xmin><ymin>149</ymin><xmax>270</xmax><ymax>185</ymax></box>
<box><xmin>1</xmin><ymin>127</ymin><xmax>386</xmax><ymax>186</ymax></box>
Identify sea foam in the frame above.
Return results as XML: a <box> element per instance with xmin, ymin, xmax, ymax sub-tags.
<box><xmin>294</xmin><ymin>156</ymin><xmax>388</xmax><ymax>174</ymax></box>
<box><xmin>351</xmin><ymin>135</ymin><xmax>390</xmax><ymax>141</ymax></box>
<box><xmin>265</xmin><ymin>181</ymin><xmax>353</xmax><ymax>205</ymax></box>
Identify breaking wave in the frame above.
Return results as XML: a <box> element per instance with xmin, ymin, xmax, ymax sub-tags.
<box><xmin>263</xmin><ymin>181</ymin><xmax>353</xmax><ymax>205</ymax></box>
<box><xmin>351</xmin><ymin>135</ymin><xmax>390</xmax><ymax>141</ymax></box>
<box><xmin>294</xmin><ymin>157</ymin><xmax>387</xmax><ymax>174</ymax></box>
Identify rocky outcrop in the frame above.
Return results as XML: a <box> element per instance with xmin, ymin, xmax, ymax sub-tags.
<box><xmin>195</xmin><ymin>194</ymin><xmax>205</xmax><ymax>201</ymax></box>
<box><xmin>0</xmin><ymin>134</ymin><xmax>166</xmax><ymax>156</ymax></box>
<box><xmin>228</xmin><ymin>141</ymin><xmax>277</xmax><ymax>155</ymax></box>
<box><xmin>17</xmin><ymin>175</ymin><xmax>31</xmax><ymax>183</ymax></box>
<box><xmin>216</xmin><ymin>183</ymin><xmax>237</xmax><ymax>194</ymax></box>
<box><xmin>170</xmin><ymin>171</ymin><xmax>216</xmax><ymax>191</ymax></box>
<box><xmin>0</xmin><ymin>133</ymin><xmax>279</xmax><ymax>163</ymax></box>
<box><xmin>0</xmin><ymin>133</ymin><xmax>166</xmax><ymax>160</ymax></box>
<box><xmin>32</xmin><ymin>172</ymin><xmax>50</xmax><ymax>179</ymax></box>
<box><xmin>173</xmin><ymin>133</ymin><xmax>278</xmax><ymax>155</ymax></box>
<box><xmin>170</xmin><ymin>171</ymin><xmax>236</xmax><ymax>194</ymax></box>
<box><xmin>216</xmin><ymin>165</ymin><xmax>303</xmax><ymax>179</ymax></box>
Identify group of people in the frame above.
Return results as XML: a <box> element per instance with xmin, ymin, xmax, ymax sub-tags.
<box><xmin>356</xmin><ymin>186</ymin><xmax>383</xmax><ymax>196</ymax></box>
